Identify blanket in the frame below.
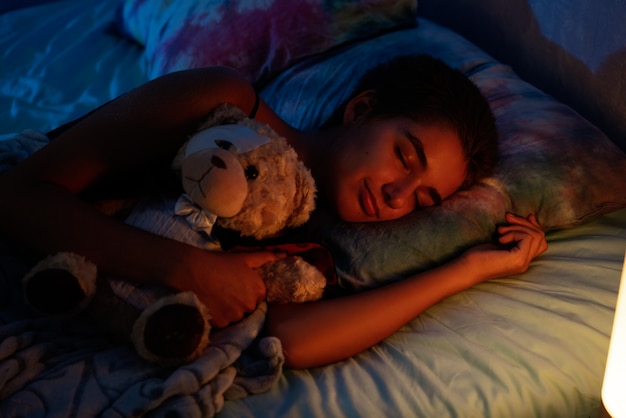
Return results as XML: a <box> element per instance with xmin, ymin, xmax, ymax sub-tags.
<box><xmin>0</xmin><ymin>131</ymin><xmax>284</xmax><ymax>417</ymax></box>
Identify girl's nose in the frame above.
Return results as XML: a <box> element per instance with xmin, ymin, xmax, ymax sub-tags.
<box><xmin>382</xmin><ymin>176</ymin><xmax>419</xmax><ymax>209</ymax></box>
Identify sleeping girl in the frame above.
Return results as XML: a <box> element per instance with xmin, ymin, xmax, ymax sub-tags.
<box><xmin>0</xmin><ymin>54</ymin><xmax>547</xmax><ymax>369</ymax></box>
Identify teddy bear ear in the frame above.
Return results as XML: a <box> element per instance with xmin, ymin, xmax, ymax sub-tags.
<box><xmin>285</xmin><ymin>161</ymin><xmax>317</xmax><ymax>228</ymax></box>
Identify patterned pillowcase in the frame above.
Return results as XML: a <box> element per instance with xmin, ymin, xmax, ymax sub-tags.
<box><xmin>117</xmin><ymin>0</ymin><xmax>418</xmax><ymax>84</ymax></box>
<box><xmin>259</xmin><ymin>19</ymin><xmax>626</xmax><ymax>290</ymax></box>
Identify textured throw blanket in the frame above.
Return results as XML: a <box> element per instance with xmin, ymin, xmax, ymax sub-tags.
<box><xmin>0</xmin><ymin>130</ymin><xmax>284</xmax><ymax>417</ymax></box>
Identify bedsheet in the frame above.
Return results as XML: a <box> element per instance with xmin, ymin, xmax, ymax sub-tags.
<box><xmin>2</xmin><ymin>0</ymin><xmax>626</xmax><ymax>417</ymax></box>
<box><xmin>0</xmin><ymin>0</ymin><xmax>147</xmax><ymax>139</ymax></box>
<box><xmin>4</xmin><ymin>207</ymin><xmax>622</xmax><ymax>417</ymax></box>
<box><xmin>220</xmin><ymin>208</ymin><xmax>626</xmax><ymax>417</ymax></box>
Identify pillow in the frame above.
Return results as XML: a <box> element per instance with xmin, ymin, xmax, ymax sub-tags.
<box><xmin>259</xmin><ymin>19</ymin><xmax>626</xmax><ymax>290</ymax></box>
<box><xmin>117</xmin><ymin>0</ymin><xmax>418</xmax><ymax>84</ymax></box>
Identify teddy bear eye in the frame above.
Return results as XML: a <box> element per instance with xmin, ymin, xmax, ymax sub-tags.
<box><xmin>245</xmin><ymin>165</ymin><xmax>259</xmax><ymax>180</ymax></box>
<box><xmin>214</xmin><ymin>140</ymin><xmax>234</xmax><ymax>151</ymax></box>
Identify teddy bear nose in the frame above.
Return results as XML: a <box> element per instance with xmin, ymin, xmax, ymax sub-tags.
<box><xmin>211</xmin><ymin>155</ymin><xmax>227</xmax><ymax>169</ymax></box>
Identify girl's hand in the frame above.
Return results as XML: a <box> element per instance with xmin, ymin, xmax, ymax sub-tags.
<box><xmin>174</xmin><ymin>249</ymin><xmax>284</xmax><ymax>328</ymax></box>
<box><xmin>461</xmin><ymin>213</ymin><xmax>548</xmax><ymax>283</ymax></box>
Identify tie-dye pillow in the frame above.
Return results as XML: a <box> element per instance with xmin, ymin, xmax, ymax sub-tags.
<box><xmin>117</xmin><ymin>0</ymin><xmax>418</xmax><ymax>84</ymax></box>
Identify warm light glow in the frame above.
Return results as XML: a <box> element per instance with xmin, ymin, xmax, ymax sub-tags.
<box><xmin>602</xmin><ymin>252</ymin><xmax>626</xmax><ymax>418</ymax></box>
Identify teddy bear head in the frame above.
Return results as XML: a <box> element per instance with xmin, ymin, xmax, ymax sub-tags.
<box><xmin>173</xmin><ymin>105</ymin><xmax>316</xmax><ymax>240</ymax></box>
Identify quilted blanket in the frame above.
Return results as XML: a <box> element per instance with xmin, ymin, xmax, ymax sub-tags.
<box><xmin>0</xmin><ymin>130</ymin><xmax>284</xmax><ymax>417</ymax></box>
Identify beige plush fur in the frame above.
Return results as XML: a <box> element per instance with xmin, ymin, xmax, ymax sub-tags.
<box><xmin>174</xmin><ymin>104</ymin><xmax>317</xmax><ymax>239</ymax></box>
<box><xmin>173</xmin><ymin>104</ymin><xmax>326</xmax><ymax>304</ymax></box>
<box><xmin>22</xmin><ymin>104</ymin><xmax>326</xmax><ymax>364</ymax></box>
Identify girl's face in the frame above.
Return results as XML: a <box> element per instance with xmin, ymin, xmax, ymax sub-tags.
<box><xmin>321</xmin><ymin>117</ymin><xmax>467</xmax><ymax>223</ymax></box>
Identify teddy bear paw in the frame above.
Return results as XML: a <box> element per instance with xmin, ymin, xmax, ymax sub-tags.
<box><xmin>259</xmin><ymin>256</ymin><xmax>326</xmax><ymax>304</ymax></box>
<box><xmin>131</xmin><ymin>292</ymin><xmax>211</xmax><ymax>363</ymax></box>
<box><xmin>22</xmin><ymin>252</ymin><xmax>97</xmax><ymax>317</ymax></box>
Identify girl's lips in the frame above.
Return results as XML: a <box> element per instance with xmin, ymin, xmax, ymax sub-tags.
<box><xmin>360</xmin><ymin>180</ymin><xmax>379</xmax><ymax>218</ymax></box>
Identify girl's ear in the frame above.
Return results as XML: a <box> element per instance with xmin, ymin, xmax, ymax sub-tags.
<box><xmin>343</xmin><ymin>90</ymin><xmax>376</xmax><ymax>125</ymax></box>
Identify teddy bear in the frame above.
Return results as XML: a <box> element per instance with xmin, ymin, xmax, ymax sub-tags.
<box><xmin>21</xmin><ymin>104</ymin><xmax>331</xmax><ymax>364</ymax></box>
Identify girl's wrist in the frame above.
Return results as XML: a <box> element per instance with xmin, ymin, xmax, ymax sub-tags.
<box><xmin>452</xmin><ymin>250</ymin><xmax>485</xmax><ymax>288</ymax></box>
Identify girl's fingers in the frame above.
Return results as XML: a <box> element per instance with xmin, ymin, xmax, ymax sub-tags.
<box><xmin>497</xmin><ymin>213</ymin><xmax>548</xmax><ymax>258</ymax></box>
<box><xmin>498</xmin><ymin>228</ymin><xmax>548</xmax><ymax>258</ymax></box>
<box><xmin>505</xmin><ymin>212</ymin><xmax>541</xmax><ymax>227</ymax></box>
<box><xmin>497</xmin><ymin>223</ymin><xmax>544</xmax><ymax>241</ymax></box>
<box><xmin>526</xmin><ymin>213</ymin><xmax>542</xmax><ymax>228</ymax></box>
<box><xmin>499</xmin><ymin>213</ymin><xmax>544</xmax><ymax>234</ymax></box>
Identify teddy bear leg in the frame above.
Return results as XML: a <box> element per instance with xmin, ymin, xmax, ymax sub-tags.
<box><xmin>131</xmin><ymin>292</ymin><xmax>211</xmax><ymax>363</ymax></box>
<box><xmin>23</xmin><ymin>253</ymin><xmax>96</xmax><ymax>317</ymax></box>
<box><xmin>85</xmin><ymin>277</ymin><xmax>141</xmax><ymax>343</ymax></box>
<box><xmin>60</xmin><ymin>275</ymin><xmax>203</xmax><ymax>363</ymax></box>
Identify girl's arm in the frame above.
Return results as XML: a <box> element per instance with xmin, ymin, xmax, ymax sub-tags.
<box><xmin>267</xmin><ymin>213</ymin><xmax>548</xmax><ymax>369</ymax></box>
<box><xmin>0</xmin><ymin>66</ymin><xmax>290</xmax><ymax>327</ymax></box>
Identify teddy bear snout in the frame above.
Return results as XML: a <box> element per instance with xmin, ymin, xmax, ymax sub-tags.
<box><xmin>181</xmin><ymin>148</ymin><xmax>249</xmax><ymax>218</ymax></box>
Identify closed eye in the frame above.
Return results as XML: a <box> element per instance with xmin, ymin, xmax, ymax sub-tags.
<box><xmin>395</xmin><ymin>146</ymin><xmax>409</xmax><ymax>170</ymax></box>
<box><xmin>406</xmin><ymin>131</ymin><xmax>427</xmax><ymax>168</ymax></box>
<box><xmin>429</xmin><ymin>189</ymin><xmax>443</xmax><ymax>206</ymax></box>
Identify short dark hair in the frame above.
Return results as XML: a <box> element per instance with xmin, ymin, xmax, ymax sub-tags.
<box><xmin>325</xmin><ymin>54</ymin><xmax>498</xmax><ymax>188</ymax></box>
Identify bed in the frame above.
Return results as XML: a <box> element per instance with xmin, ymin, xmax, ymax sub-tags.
<box><xmin>1</xmin><ymin>0</ymin><xmax>626</xmax><ymax>417</ymax></box>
